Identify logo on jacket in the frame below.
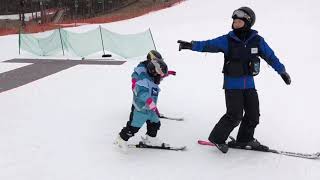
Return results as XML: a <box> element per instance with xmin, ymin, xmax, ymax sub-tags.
<box><xmin>151</xmin><ymin>88</ymin><xmax>159</xmax><ymax>96</ymax></box>
<box><xmin>251</xmin><ymin>47</ymin><xmax>258</xmax><ymax>54</ymax></box>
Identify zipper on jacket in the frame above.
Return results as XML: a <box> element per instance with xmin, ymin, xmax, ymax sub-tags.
<box><xmin>244</xmin><ymin>76</ymin><xmax>247</xmax><ymax>89</ymax></box>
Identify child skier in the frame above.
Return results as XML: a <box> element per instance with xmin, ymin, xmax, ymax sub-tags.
<box><xmin>115</xmin><ymin>50</ymin><xmax>173</xmax><ymax>152</ymax></box>
<box><xmin>177</xmin><ymin>7</ymin><xmax>291</xmax><ymax>153</ymax></box>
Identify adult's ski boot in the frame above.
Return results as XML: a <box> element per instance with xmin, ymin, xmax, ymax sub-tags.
<box><xmin>228</xmin><ymin>137</ymin><xmax>269</xmax><ymax>152</ymax></box>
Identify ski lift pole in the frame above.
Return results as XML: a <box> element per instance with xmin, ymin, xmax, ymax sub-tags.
<box><xmin>19</xmin><ymin>28</ymin><xmax>21</xmax><ymax>55</ymax></box>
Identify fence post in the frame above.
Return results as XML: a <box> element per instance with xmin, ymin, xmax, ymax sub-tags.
<box><xmin>149</xmin><ymin>28</ymin><xmax>157</xmax><ymax>50</ymax></box>
<box><xmin>19</xmin><ymin>28</ymin><xmax>21</xmax><ymax>55</ymax></box>
<box><xmin>99</xmin><ymin>25</ymin><xmax>106</xmax><ymax>56</ymax></box>
<box><xmin>58</xmin><ymin>28</ymin><xmax>65</xmax><ymax>56</ymax></box>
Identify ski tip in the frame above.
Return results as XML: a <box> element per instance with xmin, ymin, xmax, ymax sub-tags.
<box><xmin>159</xmin><ymin>115</ymin><xmax>184</xmax><ymax>121</ymax></box>
<box><xmin>179</xmin><ymin>146</ymin><xmax>187</xmax><ymax>151</ymax></box>
<box><xmin>170</xmin><ymin>117</ymin><xmax>184</xmax><ymax>121</ymax></box>
<box><xmin>198</xmin><ymin>140</ymin><xmax>215</xmax><ymax>146</ymax></box>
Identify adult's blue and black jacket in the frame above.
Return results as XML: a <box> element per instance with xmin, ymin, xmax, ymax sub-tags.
<box><xmin>191</xmin><ymin>30</ymin><xmax>286</xmax><ymax>89</ymax></box>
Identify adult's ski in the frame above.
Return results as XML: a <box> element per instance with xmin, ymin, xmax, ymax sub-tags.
<box><xmin>198</xmin><ymin>138</ymin><xmax>320</xmax><ymax>160</ymax></box>
<box><xmin>128</xmin><ymin>141</ymin><xmax>186</xmax><ymax>151</ymax></box>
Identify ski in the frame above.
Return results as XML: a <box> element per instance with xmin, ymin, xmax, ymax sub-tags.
<box><xmin>128</xmin><ymin>141</ymin><xmax>186</xmax><ymax>151</ymax></box>
<box><xmin>270</xmin><ymin>150</ymin><xmax>320</xmax><ymax>159</ymax></box>
<box><xmin>198</xmin><ymin>138</ymin><xmax>320</xmax><ymax>160</ymax></box>
<box><xmin>159</xmin><ymin>114</ymin><xmax>184</xmax><ymax>121</ymax></box>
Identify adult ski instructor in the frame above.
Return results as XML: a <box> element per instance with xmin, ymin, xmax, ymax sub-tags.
<box><xmin>177</xmin><ymin>7</ymin><xmax>291</xmax><ymax>153</ymax></box>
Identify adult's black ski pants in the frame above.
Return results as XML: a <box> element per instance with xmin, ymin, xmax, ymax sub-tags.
<box><xmin>209</xmin><ymin>89</ymin><xmax>260</xmax><ymax>144</ymax></box>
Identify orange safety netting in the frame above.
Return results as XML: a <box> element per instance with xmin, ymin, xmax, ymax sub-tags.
<box><xmin>0</xmin><ymin>0</ymin><xmax>185</xmax><ymax>36</ymax></box>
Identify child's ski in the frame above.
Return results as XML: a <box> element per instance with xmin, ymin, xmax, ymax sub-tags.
<box><xmin>159</xmin><ymin>114</ymin><xmax>184</xmax><ymax>121</ymax></box>
<box><xmin>129</xmin><ymin>141</ymin><xmax>186</xmax><ymax>151</ymax></box>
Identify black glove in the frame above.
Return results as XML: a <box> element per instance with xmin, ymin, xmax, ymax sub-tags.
<box><xmin>177</xmin><ymin>40</ymin><xmax>192</xmax><ymax>51</ymax></box>
<box><xmin>281</xmin><ymin>72</ymin><xmax>291</xmax><ymax>85</ymax></box>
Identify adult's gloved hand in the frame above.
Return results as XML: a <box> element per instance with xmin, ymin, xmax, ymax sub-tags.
<box><xmin>281</xmin><ymin>72</ymin><xmax>291</xmax><ymax>85</ymax></box>
<box><xmin>177</xmin><ymin>40</ymin><xmax>192</xmax><ymax>51</ymax></box>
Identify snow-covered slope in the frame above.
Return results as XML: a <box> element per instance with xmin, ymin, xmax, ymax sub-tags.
<box><xmin>1</xmin><ymin>0</ymin><xmax>320</xmax><ymax>180</ymax></box>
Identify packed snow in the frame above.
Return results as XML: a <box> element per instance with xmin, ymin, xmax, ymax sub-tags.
<box><xmin>0</xmin><ymin>0</ymin><xmax>320</xmax><ymax>180</ymax></box>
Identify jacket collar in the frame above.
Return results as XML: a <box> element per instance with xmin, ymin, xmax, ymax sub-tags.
<box><xmin>228</xmin><ymin>29</ymin><xmax>258</xmax><ymax>43</ymax></box>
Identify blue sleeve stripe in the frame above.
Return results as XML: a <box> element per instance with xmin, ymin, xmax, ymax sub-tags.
<box><xmin>134</xmin><ymin>66</ymin><xmax>147</xmax><ymax>75</ymax></box>
<box><xmin>192</xmin><ymin>35</ymin><xmax>228</xmax><ymax>53</ymax></box>
<box><xmin>259</xmin><ymin>38</ymin><xmax>285</xmax><ymax>74</ymax></box>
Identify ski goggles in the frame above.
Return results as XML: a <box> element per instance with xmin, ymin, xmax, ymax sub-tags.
<box><xmin>151</xmin><ymin>60</ymin><xmax>166</xmax><ymax>77</ymax></box>
<box><xmin>232</xmin><ymin>9</ymin><xmax>251</xmax><ymax>22</ymax></box>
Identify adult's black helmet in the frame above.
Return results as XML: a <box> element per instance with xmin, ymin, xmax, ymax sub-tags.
<box><xmin>232</xmin><ymin>7</ymin><xmax>256</xmax><ymax>28</ymax></box>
